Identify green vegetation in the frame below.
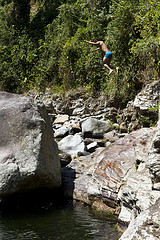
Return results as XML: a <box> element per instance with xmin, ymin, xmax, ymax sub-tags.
<box><xmin>135</xmin><ymin>159</ymin><xmax>141</xmax><ymax>170</ymax></box>
<box><xmin>0</xmin><ymin>0</ymin><xmax>159</xmax><ymax>105</ymax></box>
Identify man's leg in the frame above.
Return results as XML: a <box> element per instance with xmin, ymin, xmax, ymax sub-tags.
<box><xmin>103</xmin><ymin>57</ymin><xmax>119</xmax><ymax>74</ymax></box>
<box><xmin>110</xmin><ymin>65</ymin><xmax>119</xmax><ymax>73</ymax></box>
<box><xmin>102</xmin><ymin>58</ymin><xmax>113</xmax><ymax>74</ymax></box>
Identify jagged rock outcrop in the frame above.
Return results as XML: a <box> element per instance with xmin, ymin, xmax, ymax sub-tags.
<box><xmin>0</xmin><ymin>92</ymin><xmax>61</xmax><ymax>202</ymax></box>
<box><xmin>118</xmin><ymin>167</ymin><xmax>160</xmax><ymax>222</ymax></box>
<box><xmin>134</xmin><ymin>80</ymin><xmax>160</xmax><ymax>111</ymax></box>
<box><xmin>119</xmin><ymin>198</ymin><xmax>160</xmax><ymax>240</ymax></box>
<box><xmin>62</xmin><ymin>127</ymin><xmax>157</xmax><ymax>214</ymax></box>
<box><xmin>119</xmin><ymin>91</ymin><xmax>160</xmax><ymax>239</ymax></box>
<box><xmin>119</xmin><ymin>101</ymin><xmax>141</xmax><ymax>133</ymax></box>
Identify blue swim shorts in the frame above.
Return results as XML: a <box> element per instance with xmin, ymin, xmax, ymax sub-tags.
<box><xmin>104</xmin><ymin>51</ymin><xmax>112</xmax><ymax>59</ymax></box>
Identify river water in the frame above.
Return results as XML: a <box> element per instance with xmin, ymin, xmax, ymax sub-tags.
<box><xmin>0</xmin><ymin>200</ymin><xmax>121</xmax><ymax>240</ymax></box>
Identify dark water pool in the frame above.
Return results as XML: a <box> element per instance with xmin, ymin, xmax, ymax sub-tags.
<box><xmin>0</xmin><ymin>200</ymin><xmax>121</xmax><ymax>240</ymax></box>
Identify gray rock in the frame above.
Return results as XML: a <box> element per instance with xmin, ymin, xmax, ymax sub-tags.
<box><xmin>54</xmin><ymin>126</ymin><xmax>71</xmax><ymax>138</ymax></box>
<box><xmin>81</xmin><ymin>117</ymin><xmax>113</xmax><ymax>138</ymax></box>
<box><xmin>0</xmin><ymin>92</ymin><xmax>61</xmax><ymax>202</ymax></box>
<box><xmin>54</xmin><ymin>114</ymin><xmax>69</xmax><ymax>124</ymax></box>
<box><xmin>84</xmin><ymin>137</ymin><xmax>105</xmax><ymax>147</ymax></box>
<box><xmin>119</xmin><ymin>198</ymin><xmax>160</xmax><ymax>240</ymax></box>
<box><xmin>72</xmin><ymin>106</ymin><xmax>85</xmax><ymax>116</ymax></box>
<box><xmin>86</xmin><ymin>142</ymin><xmax>98</xmax><ymax>152</ymax></box>
<box><xmin>58</xmin><ymin>134</ymin><xmax>85</xmax><ymax>158</ymax></box>
<box><xmin>53</xmin><ymin>123</ymin><xmax>63</xmax><ymax>129</ymax></box>
<box><xmin>104</xmin><ymin>130</ymin><xmax>119</xmax><ymax>142</ymax></box>
<box><xmin>117</xmin><ymin>127</ymin><xmax>159</xmax><ymax>222</ymax></box>
<box><xmin>43</xmin><ymin>100</ymin><xmax>56</xmax><ymax>114</ymax></box>
<box><xmin>64</xmin><ymin>120</ymin><xmax>81</xmax><ymax>134</ymax></box>
<box><xmin>134</xmin><ymin>80</ymin><xmax>160</xmax><ymax>112</ymax></box>
<box><xmin>119</xmin><ymin>122</ymin><xmax>128</xmax><ymax>133</ymax></box>
<box><xmin>118</xmin><ymin>167</ymin><xmax>160</xmax><ymax>222</ymax></box>
<box><xmin>62</xmin><ymin>128</ymin><xmax>155</xmax><ymax>213</ymax></box>
<box><xmin>148</xmin><ymin>114</ymin><xmax>160</xmax><ymax>183</ymax></box>
<box><xmin>59</xmin><ymin>153</ymin><xmax>72</xmax><ymax>167</ymax></box>
<box><xmin>118</xmin><ymin>101</ymin><xmax>142</xmax><ymax>132</ymax></box>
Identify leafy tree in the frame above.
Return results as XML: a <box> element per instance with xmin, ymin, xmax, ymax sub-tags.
<box><xmin>29</xmin><ymin>0</ymin><xmax>63</xmax><ymax>40</ymax></box>
<box><xmin>41</xmin><ymin>0</ymin><xmax>112</xmax><ymax>90</ymax></box>
<box><xmin>12</xmin><ymin>0</ymin><xmax>30</xmax><ymax>30</ymax></box>
<box><xmin>0</xmin><ymin>0</ymin><xmax>159</xmax><ymax>104</ymax></box>
<box><xmin>130</xmin><ymin>0</ymin><xmax>160</xmax><ymax>82</ymax></box>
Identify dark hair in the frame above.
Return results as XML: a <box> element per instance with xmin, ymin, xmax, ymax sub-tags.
<box><xmin>93</xmin><ymin>38</ymin><xmax>98</xmax><ymax>42</ymax></box>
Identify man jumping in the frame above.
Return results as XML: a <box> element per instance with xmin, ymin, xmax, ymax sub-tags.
<box><xmin>84</xmin><ymin>39</ymin><xmax>119</xmax><ymax>75</ymax></box>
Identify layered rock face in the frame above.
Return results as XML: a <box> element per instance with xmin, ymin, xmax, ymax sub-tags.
<box><xmin>62</xmin><ymin>127</ymin><xmax>160</xmax><ymax>217</ymax></box>
<box><xmin>119</xmin><ymin>84</ymin><xmax>160</xmax><ymax>239</ymax></box>
<box><xmin>0</xmin><ymin>92</ymin><xmax>61</xmax><ymax>202</ymax></box>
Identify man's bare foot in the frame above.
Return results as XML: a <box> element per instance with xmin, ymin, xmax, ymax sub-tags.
<box><xmin>109</xmin><ymin>69</ymin><xmax>113</xmax><ymax>75</ymax></box>
<box><xmin>116</xmin><ymin>67</ymin><xmax>119</xmax><ymax>73</ymax></box>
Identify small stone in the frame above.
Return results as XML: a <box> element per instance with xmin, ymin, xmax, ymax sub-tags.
<box><xmin>54</xmin><ymin>114</ymin><xmax>69</xmax><ymax>124</ymax></box>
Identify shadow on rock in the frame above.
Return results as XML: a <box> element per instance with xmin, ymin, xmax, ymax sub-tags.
<box><xmin>61</xmin><ymin>167</ymin><xmax>76</xmax><ymax>198</ymax></box>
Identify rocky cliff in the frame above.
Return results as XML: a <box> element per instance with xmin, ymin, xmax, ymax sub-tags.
<box><xmin>1</xmin><ymin>80</ymin><xmax>160</xmax><ymax>239</ymax></box>
<box><xmin>36</xmin><ymin>80</ymin><xmax>160</xmax><ymax>239</ymax></box>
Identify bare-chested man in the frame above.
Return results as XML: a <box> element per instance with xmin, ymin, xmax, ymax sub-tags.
<box><xmin>84</xmin><ymin>39</ymin><xmax>119</xmax><ymax>75</ymax></box>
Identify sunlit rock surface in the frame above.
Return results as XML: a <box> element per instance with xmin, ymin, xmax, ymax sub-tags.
<box><xmin>0</xmin><ymin>92</ymin><xmax>61</xmax><ymax>202</ymax></box>
<box><xmin>62</xmin><ymin>127</ymin><xmax>156</xmax><ymax>214</ymax></box>
<box><xmin>119</xmin><ymin>198</ymin><xmax>160</xmax><ymax>240</ymax></box>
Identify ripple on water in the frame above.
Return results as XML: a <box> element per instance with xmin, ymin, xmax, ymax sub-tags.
<box><xmin>0</xmin><ymin>200</ymin><xmax>121</xmax><ymax>240</ymax></box>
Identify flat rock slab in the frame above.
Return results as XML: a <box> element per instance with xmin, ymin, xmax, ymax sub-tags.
<box><xmin>53</xmin><ymin>114</ymin><xmax>69</xmax><ymax>124</ymax></box>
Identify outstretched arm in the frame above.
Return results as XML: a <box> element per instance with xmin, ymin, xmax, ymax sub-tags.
<box><xmin>90</xmin><ymin>48</ymin><xmax>100</xmax><ymax>52</ymax></box>
<box><xmin>84</xmin><ymin>40</ymin><xmax>100</xmax><ymax>45</ymax></box>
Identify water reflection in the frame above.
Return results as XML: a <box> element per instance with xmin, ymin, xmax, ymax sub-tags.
<box><xmin>0</xmin><ymin>200</ymin><xmax>120</xmax><ymax>240</ymax></box>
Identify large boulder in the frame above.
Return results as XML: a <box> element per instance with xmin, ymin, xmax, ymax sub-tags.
<box><xmin>0</xmin><ymin>92</ymin><xmax>61</xmax><ymax>202</ymax></box>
